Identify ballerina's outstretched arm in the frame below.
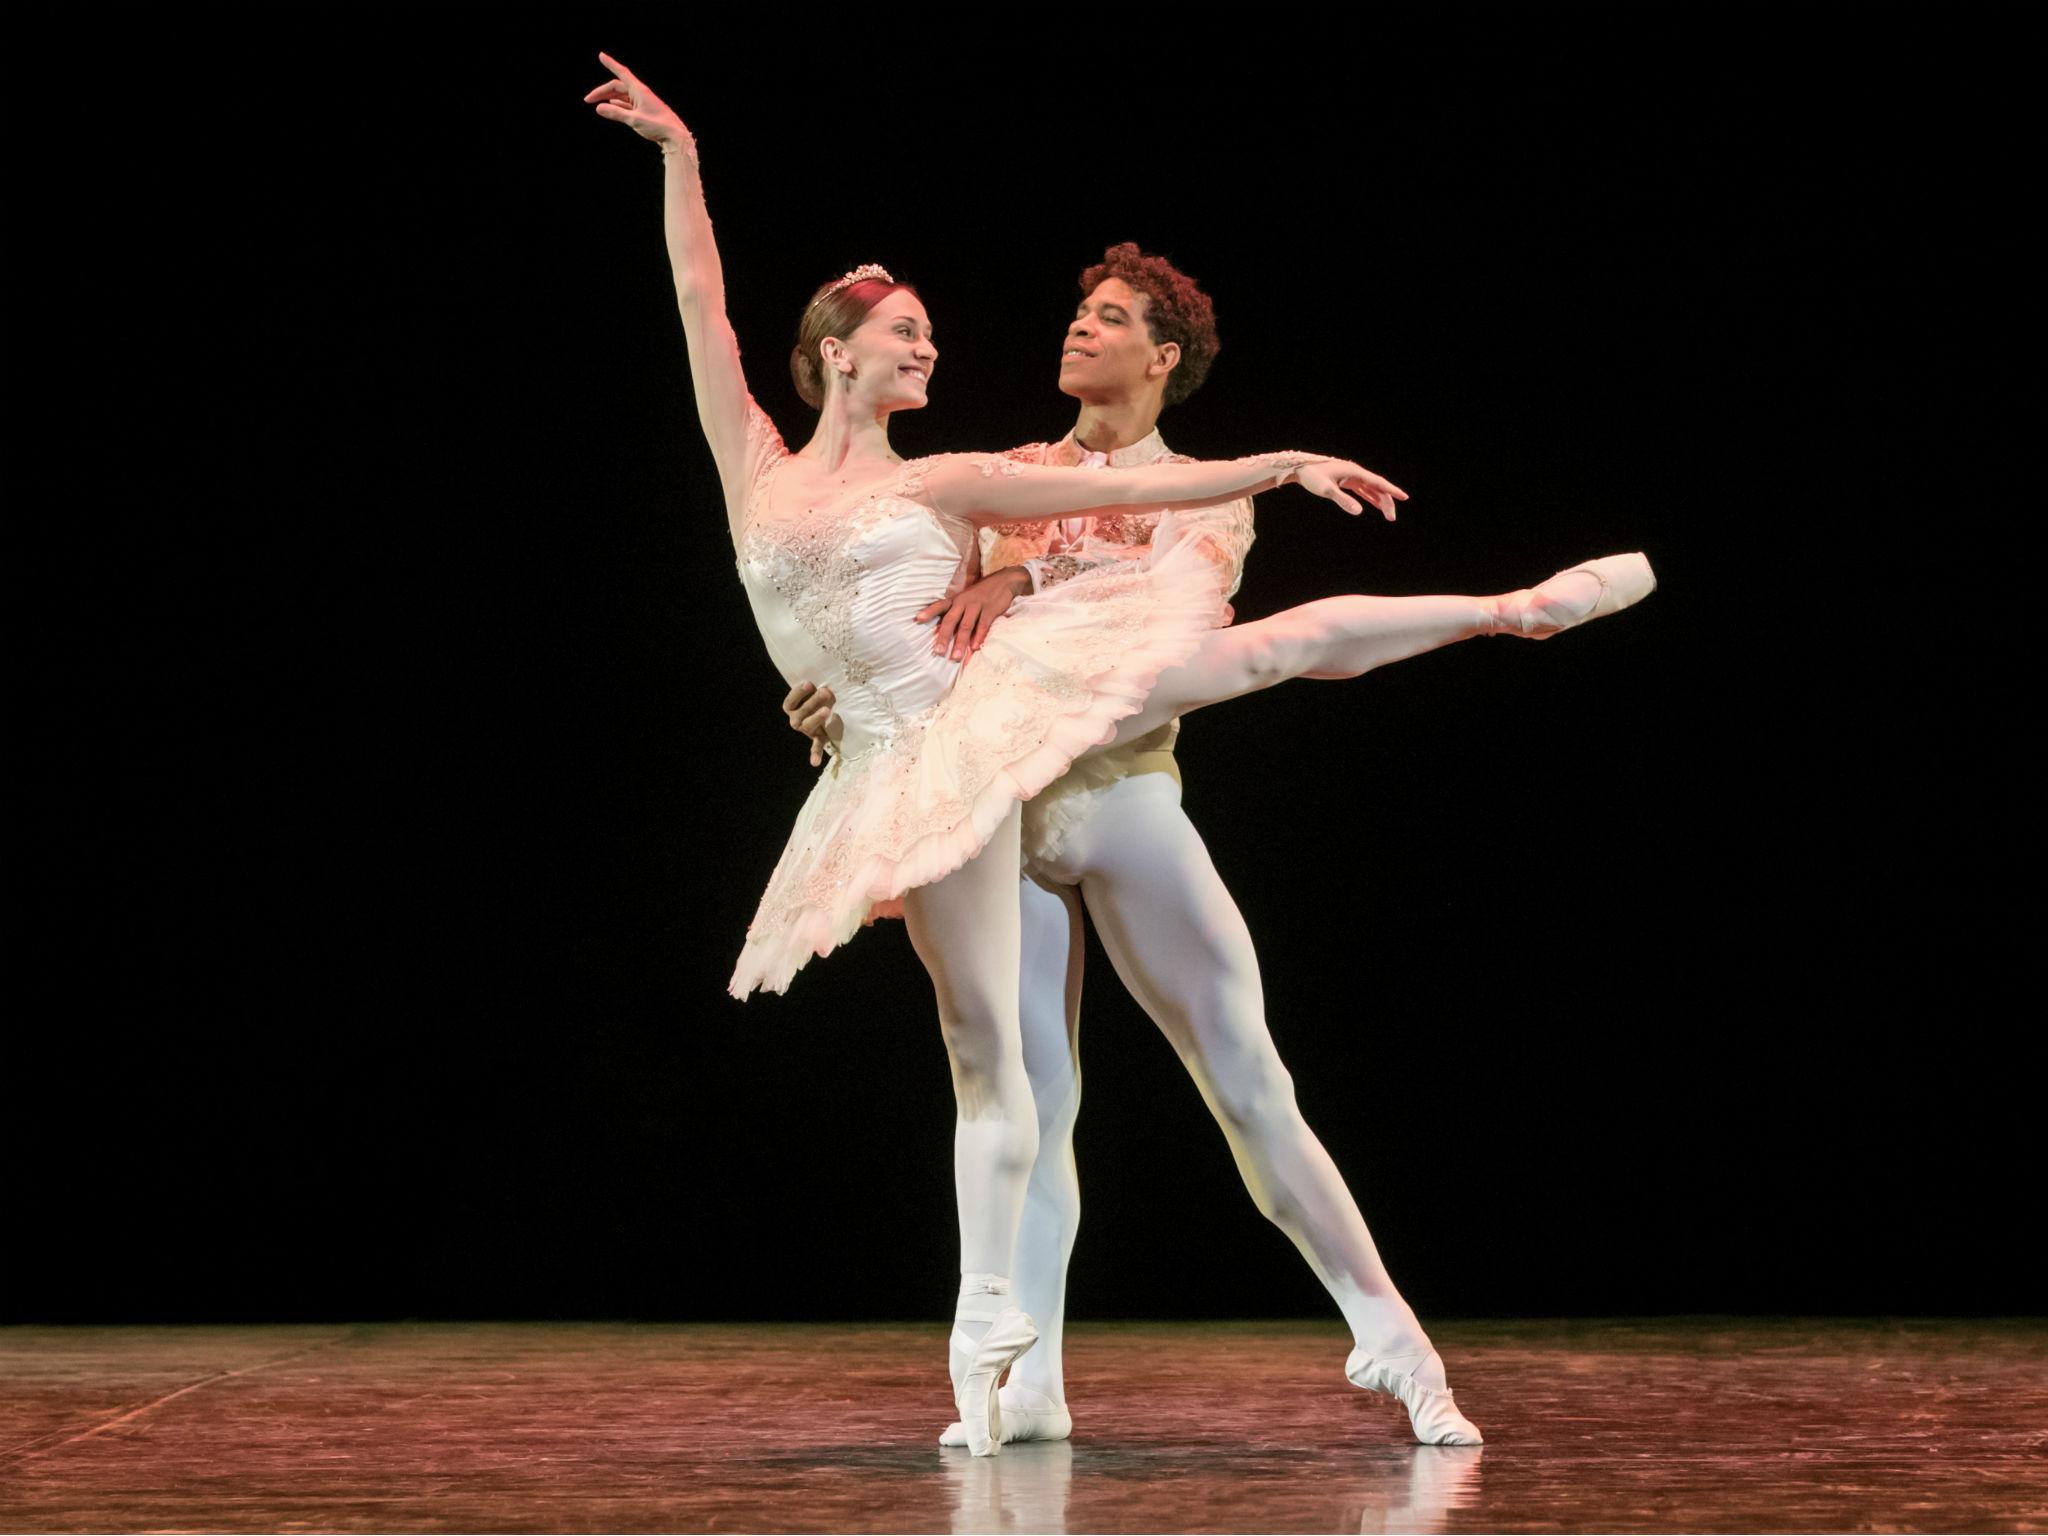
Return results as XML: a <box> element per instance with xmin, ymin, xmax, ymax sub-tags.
<box><xmin>919</xmin><ymin>452</ymin><xmax>1649</xmax><ymax>752</ymax></box>
<box><xmin>586</xmin><ymin>53</ymin><xmax>758</xmax><ymax>543</ymax></box>
<box><xmin>923</xmin><ymin>453</ymin><xmax>1407</xmax><ymax>525</ymax></box>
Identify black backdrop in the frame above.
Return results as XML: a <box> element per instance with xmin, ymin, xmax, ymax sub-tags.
<box><xmin>14</xmin><ymin>12</ymin><xmax>2034</xmax><ymax>1326</ymax></box>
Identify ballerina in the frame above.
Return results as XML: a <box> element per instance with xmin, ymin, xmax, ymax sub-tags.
<box><xmin>587</xmin><ymin>53</ymin><xmax>1651</xmax><ymax>1455</ymax></box>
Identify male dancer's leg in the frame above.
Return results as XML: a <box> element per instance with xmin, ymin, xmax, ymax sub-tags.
<box><xmin>1063</xmin><ymin>772</ymin><xmax>1439</xmax><ymax>1367</ymax></box>
<box><xmin>1008</xmin><ymin>876</ymin><xmax>1085</xmax><ymax>1408</ymax></box>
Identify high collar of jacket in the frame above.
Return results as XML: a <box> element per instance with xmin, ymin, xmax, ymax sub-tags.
<box><xmin>1057</xmin><ymin>427</ymin><xmax>1169</xmax><ymax>468</ymax></box>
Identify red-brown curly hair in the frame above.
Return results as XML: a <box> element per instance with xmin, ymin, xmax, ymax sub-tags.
<box><xmin>1078</xmin><ymin>242</ymin><xmax>1220</xmax><ymax>407</ymax></box>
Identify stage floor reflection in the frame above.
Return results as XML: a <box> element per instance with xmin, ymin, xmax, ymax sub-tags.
<box><xmin>4</xmin><ymin>1318</ymin><xmax>2043</xmax><ymax>1532</ymax></box>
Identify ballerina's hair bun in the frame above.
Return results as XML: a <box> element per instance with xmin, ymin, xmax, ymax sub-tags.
<box><xmin>790</xmin><ymin>267</ymin><xmax>917</xmax><ymax>410</ymax></box>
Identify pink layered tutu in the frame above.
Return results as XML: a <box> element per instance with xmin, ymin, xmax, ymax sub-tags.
<box><xmin>729</xmin><ymin>527</ymin><xmax>1226</xmax><ymax>997</ymax></box>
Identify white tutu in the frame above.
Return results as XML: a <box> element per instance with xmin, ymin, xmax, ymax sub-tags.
<box><xmin>730</xmin><ymin>529</ymin><xmax>1225</xmax><ymax>997</ymax></box>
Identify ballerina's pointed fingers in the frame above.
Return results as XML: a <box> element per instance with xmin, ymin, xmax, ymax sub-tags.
<box><xmin>1342</xmin><ymin>472</ymin><xmax>1404</xmax><ymax>520</ymax></box>
<box><xmin>583</xmin><ymin>79</ymin><xmax>632</xmax><ymax>105</ymax></box>
<box><xmin>1341</xmin><ymin>480</ymin><xmax>1394</xmax><ymax>519</ymax></box>
<box><xmin>597</xmin><ymin>51</ymin><xmax>643</xmax><ymax>88</ymax></box>
<box><xmin>1357</xmin><ymin>469</ymin><xmax>1406</xmax><ymax>501</ymax></box>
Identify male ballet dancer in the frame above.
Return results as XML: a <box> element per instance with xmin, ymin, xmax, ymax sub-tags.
<box><xmin>782</xmin><ymin>243</ymin><xmax>1485</xmax><ymax>1448</ymax></box>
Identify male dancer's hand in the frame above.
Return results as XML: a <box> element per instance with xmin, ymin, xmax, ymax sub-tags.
<box><xmin>916</xmin><ymin>568</ymin><xmax>1034</xmax><ymax>661</ymax></box>
<box><xmin>783</xmin><ymin>682</ymin><xmax>838</xmax><ymax>768</ymax></box>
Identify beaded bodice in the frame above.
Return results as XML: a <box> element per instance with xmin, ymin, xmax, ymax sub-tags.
<box><xmin>735</xmin><ymin>413</ymin><xmax>979</xmax><ymax>761</ymax></box>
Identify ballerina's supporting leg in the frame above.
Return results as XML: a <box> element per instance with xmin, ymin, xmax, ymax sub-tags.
<box><xmin>901</xmin><ymin>805</ymin><xmax>1042</xmax><ymax>1455</ymax></box>
<box><xmin>940</xmin><ymin>875</ymin><xmax>1084</xmax><ymax>1448</ymax></box>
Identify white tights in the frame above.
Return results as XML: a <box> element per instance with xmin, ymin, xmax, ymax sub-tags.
<box><xmin>1007</xmin><ymin>773</ymin><xmax>1432</xmax><ymax>1405</ymax></box>
<box><xmin>901</xmin><ymin>590</ymin><xmax>1491</xmax><ymax>1380</ymax></box>
<box><xmin>1106</xmin><ymin>593</ymin><xmax>1492</xmax><ymax>749</ymax></box>
<box><xmin>901</xmin><ymin>803</ymin><xmax>1037</xmax><ymax>1278</ymax></box>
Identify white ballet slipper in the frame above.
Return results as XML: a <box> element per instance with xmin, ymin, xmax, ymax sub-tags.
<box><xmin>1489</xmin><ymin>551</ymin><xmax>1657</xmax><ymax>639</ymax></box>
<box><xmin>1346</xmin><ymin>1345</ymin><xmax>1485</xmax><ymax>1446</ymax></box>
<box><xmin>949</xmin><ymin>1306</ymin><xmax>1039</xmax><ymax>1457</ymax></box>
<box><xmin>938</xmin><ymin>1386</ymin><xmax>1072</xmax><ymax>1447</ymax></box>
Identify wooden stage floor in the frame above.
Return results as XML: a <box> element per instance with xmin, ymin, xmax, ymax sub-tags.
<box><xmin>2</xmin><ymin>1318</ymin><xmax>2042</xmax><ymax>1533</ymax></box>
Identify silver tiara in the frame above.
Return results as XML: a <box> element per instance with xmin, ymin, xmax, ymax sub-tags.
<box><xmin>808</xmin><ymin>263</ymin><xmax>894</xmax><ymax>309</ymax></box>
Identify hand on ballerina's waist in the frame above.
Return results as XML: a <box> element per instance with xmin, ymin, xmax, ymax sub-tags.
<box><xmin>782</xmin><ymin>681</ymin><xmax>841</xmax><ymax>769</ymax></box>
<box><xmin>913</xmin><ymin>567</ymin><xmax>1034</xmax><ymax>663</ymax></box>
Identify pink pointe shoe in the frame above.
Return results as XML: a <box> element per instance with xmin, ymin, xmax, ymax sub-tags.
<box><xmin>1488</xmin><ymin>552</ymin><xmax>1657</xmax><ymax>639</ymax></box>
<box><xmin>949</xmin><ymin>1306</ymin><xmax>1039</xmax><ymax>1457</ymax></box>
<box><xmin>1346</xmin><ymin>1345</ymin><xmax>1484</xmax><ymax>1446</ymax></box>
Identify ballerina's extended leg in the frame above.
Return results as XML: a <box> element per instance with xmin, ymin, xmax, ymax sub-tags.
<box><xmin>1100</xmin><ymin>551</ymin><xmax>1657</xmax><ymax>746</ymax></box>
<box><xmin>1485</xmin><ymin>552</ymin><xmax>1656</xmax><ymax>639</ymax></box>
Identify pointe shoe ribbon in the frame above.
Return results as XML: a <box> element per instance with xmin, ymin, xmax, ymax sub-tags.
<box><xmin>1346</xmin><ymin>1345</ymin><xmax>1484</xmax><ymax>1446</ymax></box>
<box><xmin>951</xmin><ymin>1306</ymin><xmax>1039</xmax><ymax>1457</ymax></box>
<box><xmin>1490</xmin><ymin>551</ymin><xmax>1657</xmax><ymax>639</ymax></box>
